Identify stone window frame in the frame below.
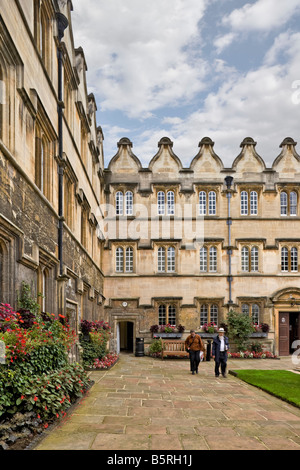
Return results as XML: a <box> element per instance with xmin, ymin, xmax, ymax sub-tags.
<box><xmin>240</xmin><ymin>302</ymin><xmax>261</xmax><ymax>325</ymax></box>
<box><xmin>199</xmin><ymin>302</ymin><xmax>221</xmax><ymax>327</ymax></box>
<box><xmin>280</xmin><ymin>189</ymin><xmax>298</xmax><ymax>217</ymax></box>
<box><xmin>240</xmin><ymin>189</ymin><xmax>259</xmax><ymax>216</ymax></box>
<box><xmin>33</xmin><ymin>0</ymin><xmax>53</xmax><ymax>73</ymax></box>
<box><xmin>240</xmin><ymin>245</ymin><xmax>259</xmax><ymax>273</ymax></box>
<box><xmin>198</xmin><ymin>189</ymin><xmax>217</xmax><ymax>216</ymax></box>
<box><xmin>280</xmin><ymin>245</ymin><xmax>299</xmax><ymax>273</ymax></box>
<box><xmin>156</xmin><ymin>301</ymin><xmax>179</xmax><ymax>326</ymax></box>
<box><xmin>200</xmin><ymin>244</ymin><xmax>219</xmax><ymax>273</ymax></box>
<box><xmin>115</xmin><ymin>189</ymin><xmax>134</xmax><ymax>216</ymax></box>
<box><xmin>156</xmin><ymin>189</ymin><xmax>176</xmax><ymax>216</ymax></box>
<box><xmin>114</xmin><ymin>244</ymin><xmax>135</xmax><ymax>273</ymax></box>
<box><xmin>156</xmin><ymin>244</ymin><xmax>177</xmax><ymax>273</ymax></box>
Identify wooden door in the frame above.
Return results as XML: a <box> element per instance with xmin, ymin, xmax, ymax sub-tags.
<box><xmin>279</xmin><ymin>312</ymin><xmax>289</xmax><ymax>356</ymax></box>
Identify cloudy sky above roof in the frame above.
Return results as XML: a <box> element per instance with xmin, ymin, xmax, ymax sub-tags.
<box><xmin>72</xmin><ymin>0</ymin><xmax>300</xmax><ymax>168</ymax></box>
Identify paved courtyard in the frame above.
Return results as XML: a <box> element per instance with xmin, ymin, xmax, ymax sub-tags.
<box><xmin>35</xmin><ymin>353</ymin><xmax>300</xmax><ymax>451</ymax></box>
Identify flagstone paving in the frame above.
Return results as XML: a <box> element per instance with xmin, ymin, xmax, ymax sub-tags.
<box><xmin>34</xmin><ymin>353</ymin><xmax>300</xmax><ymax>450</ymax></box>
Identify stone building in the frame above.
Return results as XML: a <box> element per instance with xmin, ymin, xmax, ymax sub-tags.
<box><xmin>0</xmin><ymin>1</ymin><xmax>299</xmax><ymax>358</ymax></box>
<box><xmin>0</xmin><ymin>0</ymin><xmax>105</xmax><ymax>346</ymax></box>
<box><xmin>103</xmin><ymin>136</ymin><xmax>300</xmax><ymax>357</ymax></box>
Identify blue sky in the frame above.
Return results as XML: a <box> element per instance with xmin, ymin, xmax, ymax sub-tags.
<box><xmin>72</xmin><ymin>0</ymin><xmax>300</xmax><ymax>168</ymax></box>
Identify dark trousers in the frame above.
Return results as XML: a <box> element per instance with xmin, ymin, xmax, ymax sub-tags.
<box><xmin>215</xmin><ymin>351</ymin><xmax>227</xmax><ymax>376</ymax></box>
<box><xmin>189</xmin><ymin>350</ymin><xmax>200</xmax><ymax>372</ymax></box>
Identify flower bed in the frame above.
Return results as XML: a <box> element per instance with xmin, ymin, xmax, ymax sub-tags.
<box><xmin>228</xmin><ymin>351</ymin><xmax>277</xmax><ymax>359</ymax></box>
<box><xmin>89</xmin><ymin>353</ymin><xmax>119</xmax><ymax>370</ymax></box>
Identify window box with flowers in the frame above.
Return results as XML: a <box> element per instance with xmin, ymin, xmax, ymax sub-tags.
<box><xmin>250</xmin><ymin>323</ymin><xmax>269</xmax><ymax>338</ymax></box>
<box><xmin>151</xmin><ymin>324</ymin><xmax>185</xmax><ymax>339</ymax></box>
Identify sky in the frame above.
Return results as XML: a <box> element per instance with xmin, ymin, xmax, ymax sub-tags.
<box><xmin>71</xmin><ymin>0</ymin><xmax>300</xmax><ymax>169</ymax></box>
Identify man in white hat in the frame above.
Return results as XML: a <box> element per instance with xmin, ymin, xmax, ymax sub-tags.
<box><xmin>212</xmin><ymin>327</ymin><xmax>229</xmax><ymax>377</ymax></box>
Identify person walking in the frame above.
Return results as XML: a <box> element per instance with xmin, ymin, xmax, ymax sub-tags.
<box><xmin>212</xmin><ymin>327</ymin><xmax>229</xmax><ymax>377</ymax></box>
<box><xmin>185</xmin><ymin>330</ymin><xmax>204</xmax><ymax>375</ymax></box>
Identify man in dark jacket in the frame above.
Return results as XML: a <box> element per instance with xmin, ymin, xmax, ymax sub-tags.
<box><xmin>185</xmin><ymin>330</ymin><xmax>204</xmax><ymax>375</ymax></box>
<box><xmin>212</xmin><ymin>328</ymin><xmax>229</xmax><ymax>377</ymax></box>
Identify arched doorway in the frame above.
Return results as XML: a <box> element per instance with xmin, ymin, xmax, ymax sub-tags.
<box><xmin>271</xmin><ymin>288</ymin><xmax>300</xmax><ymax>356</ymax></box>
<box><xmin>117</xmin><ymin>321</ymin><xmax>134</xmax><ymax>354</ymax></box>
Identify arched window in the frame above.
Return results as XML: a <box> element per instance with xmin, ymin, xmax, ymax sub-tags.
<box><xmin>42</xmin><ymin>269</ymin><xmax>48</xmax><ymax>313</ymax></box>
<box><xmin>281</xmin><ymin>247</ymin><xmax>289</xmax><ymax>272</ymax></box>
<box><xmin>168</xmin><ymin>305</ymin><xmax>176</xmax><ymax>325</ymax></box>
<box><xmin>280</xmin><ymin>192</ymin><xmax>288</xmax><ymax>216</ymax></box>
<box><xmin>125</xmin><ymin>247</ymin><xmax>133</xmax><ymax>272</ymax></box>
<box><xmin>125</xmin><ymin>191</ymin><xmax>133</xmax><ymax>216</ymax></box>
<box><xmin>241</xmin><ymin>247</ymin><xmax>249</xmax><ymax>271</ymax></box>
<box><xmin>167</xmin><ymin>247</ymin><xmax>175</xmax><ymax>272</ymax></box>
<box><xmin>208</xmin><ymin>191</ymin><xmax>216</xmax><ymax>215</ymax></box>
<box><xmin>116</xmin><ymin>247</ymin><xmax>124</xmax><ymax>272</ymax></box>
<box><xmin>250</xmin><ymin>191</ymin><xmax>258</xmax><ymax>215</ymax></box>
<box><xmin>210</xmin><ymin>304</ymin><xmax>218</xmax><ymax>324</ymax></box>
<box><xmin>199</xmin><ymin>191</ymin><xmax>206</xmax><ymax>215</ymax></box>
<box><xmin>290</xmin><ymin>192</ymin><xmax>297</xmax><ymax>216</ymax></box>
<box><xmin>200</xmin><ymin>247</ymin><xmax>207</xmax><ymax>272</ymax></box>
<box><xmin>116</xmin><ymin>191</ymin><xmax>123</xmax><ymax>215</ymax></box>
<box><xmin>242</xmin><ymin>304</ymin><xmax>249</xmax><ymax>316</ymax></box>
<box><xmin>158</xmin><ymin>247</ymin><xmax>165</xmax><ymax>272</ymax></box>
<box><xmin>158</xmin><ymin>304</ymin><xmax>166</xmax><ymax>325</ymax></box>
<box><xmin>291</xmin><ymin>247</ymin><xmax>298</xmax><ymax>272</ymax></box>
<box><xmin>241</xmin><ymin>191</ymin><xmax>248</xmax><ymax>215</ymax></box>
<box><xmin>251</xmin><ymin>246</ymin><xmax>259</xmax><ymax>272</ymax></box>
<box><xmin>209</xmin><ymin>246</ymin><xmax>217</xmax><ymax>272</ymax></box>
<box><xmin>252</xmin><ymin>304</ymin><xmax>259</xmax><ymax>324</ymax></box>
<box><xmin>167</xmin><ymin>191</ymin><xmax>175</xmax><ymax>215</ymax></box>
<box><xmin>200</xmin><ymin>304</ymin><xmax>208</xmax><ymax>326</ymax></box>
<box><xmin>0</xmin><ymin>64</ymin><xmax>4</xmax><ymax>140</ymax></box>
<box><xmin>157</xmin><ymin>191</ymin><xmax>165</xmax><ymax>215</ymax></box>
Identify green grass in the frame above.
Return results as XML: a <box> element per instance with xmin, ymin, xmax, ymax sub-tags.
<box><xmin>232</xmin><ymin>370</ymin><xmax>300</xmax><ymax>408</ymax></box>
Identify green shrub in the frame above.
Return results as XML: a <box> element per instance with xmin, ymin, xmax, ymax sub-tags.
<box><xmin>149</xmin><ymin>339</ymin><xmax>162</xmax><ymax>354</ymax></box>
<box><xmin>227</xmin><ymin>309</ymin><xmax>254</xmax><ymax>351</ymax></box>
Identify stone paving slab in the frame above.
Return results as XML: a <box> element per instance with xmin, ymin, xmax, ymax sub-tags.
<box><xmin>34</xmin><ymin>353</ymin><xmax>300</xmax><ymax>451</ymax></box>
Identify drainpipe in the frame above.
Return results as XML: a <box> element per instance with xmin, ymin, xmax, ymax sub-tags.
<box><xmin>225</xmin><ymin>176</ymin><xmax>234</xmax><ymax>305</ymax></box>
<box><xmin>56</xmin><ymin>12</ymin><xmax>69</xmax><ymax>276</ymax></box>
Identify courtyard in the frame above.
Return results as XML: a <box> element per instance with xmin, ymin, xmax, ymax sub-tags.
<box><xmin>34</xmin><ymin>353</ymin><xmax>300</xmax><ymax>451</ymax></box>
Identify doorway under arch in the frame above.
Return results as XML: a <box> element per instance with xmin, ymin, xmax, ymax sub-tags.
<box><xmin>117</xmin><ymin>321</ymin><xmax>134</xmax><ymax>354</ymax></box>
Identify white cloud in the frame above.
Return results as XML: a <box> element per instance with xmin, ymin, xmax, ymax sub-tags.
<box><xmin>72</xmin><ymin>0</ymin><xmax>209</xmax><ymax>119</ymax></box>
<box><xmin>222</xmin><ymin>0</ymin><xmax>300</xmax><ymax>32</ymax></box>
<box><xmin>214</xmin><ymin>32</ymin><xmax>237</xmax><ymax>54</ymax></box>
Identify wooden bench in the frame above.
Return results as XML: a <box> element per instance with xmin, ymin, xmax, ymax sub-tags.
<box><xmin>161</xmin><ymin>340</ymin><xmax>189</xmax><ymax>359</ymax></box>
<box><xmin>161</xmin><ymin>339</ymin><xmax>206</xmax><ymax>360</ymax></box>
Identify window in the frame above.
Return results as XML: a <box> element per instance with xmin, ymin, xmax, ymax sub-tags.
<box><xmin>200</xmin><ymin>247</ymin><xmax>207</xmax><ymax>272</ymax></box>
<box><xmin>200</xmin><ymin>304</ymin><xmax>219</xmax><ymax>326</ymax></box>
<box><xmin>158</xmin><ymin>246</ymin><xmax>176</xmax><ymax>272</ymax></box>
<box><xmin>125</xmin><ymin>247</ymin><xmax>133</xmax><ymax>272</ymax></box>
<box><xmin>252</xmin><ymin>304</ymin><xmax>259</xmax><ymax>324</ymax></box>
<box><xmin>167</xmin><ymin>247</ymin><xmax>175</xmax><ymax>272</ymax></box>
<box><xmin>241</xmin><ymin>247</ymin><xmax>249</xmax><ymax>272</ymax></box>
<box><xmin>200</xmin><ymin>246</ymin><xmax>217</xmax><ymax>272</ymax></box>
<box><xmin>281</xmin><ymin>191</ymin><xmax>298</xmax><ymax>216</ymax></box>
<box><xmin>208</xmin><ymin>191</ymin><xmax>216</xmax><ymax>215</ymax></box>
<box><xmin>81</xmin><ymin>207</ymin><xmax>88</xmax><ymax>248</ymax></box>
<box><xmin>241</xmin><ymin>190</ymin><xmax>258</xmax><ymax>215</ymax></box>
<box><xmin>167</xmin><ymin>191</ymin><xmax>175</xmax><ymax>215</ymax></box>
<box><xmin>199</xmin><ymin>191</ymin><xmax>206</xmax><ymax>215</ymax></box>
<box><xmin>35</xmin><ymin>135</ymin><xmax>47</xmax><ymax>195</ymax></box>
<box><xmin>241</xmin><ymin>191</ymin><xmax>248</xmax><ymax>215</ymax></box>
<box><xmin>158</xmin><ymin>304</ymin><xmax>166</xmax><ymax>325</ymax></box>
<box><xmin>116</xmin><ymin>191</ymin><xmax>123</xmax><ymax>215</ymax></box>
<box><xmin>200</xmin><ymin>304</ymin><xmax>208</xmax><ymax>325</ymax></box>
<box><xmin>158</xmin><ymin>247</ymin><xmax>165</xmax><ymax>272</ymax></box>
<box><xmin>242</xmin><ymin>303</ymin><xmax>260</xmax><ymax>324</ymax></box>
<box><xmin>158</xmin><ymin>304</ymin><xmax>177</xmax><ymax>326</ymax></box>
<box><xmin>116</xmin><ymin>247</ymin><xmax>124</xmax><ymax>272</ymax></box>
<box><xmin>125</xmin><ymin>191</ymin><xmax>133</xmax><ymax>216</ymax></box>
<box><xmin>281</xmin><ymin>247</ymin><xmax>289</xmax><ymax>272</ymax></box>
<box><xmin>251</xmin><ymin>246</ymin><xmax>259</xmax><ymax>272</ymax></box>
<box><xmin>157</xmin><ymin>191</ymin><xmax>165</xmax><ymax>215</ymax></box>
<box><xmin>281</xmin><ymin>246</ymin><xmax>298</xmax><ymax>272</ymax></box>
<box><xmin>0</xmin><ymin>64</ymin><xmax>4</xmax><ymax>140</ymax></box>
<box><xmin>209</xmin><ymin>247</ymin><xmax>217</xmax><ymax>272</ymax></box>
<box><xmin>250</xmin><ymin>191</ymin><xmax>258</xmax><ymax>215</ymax></box>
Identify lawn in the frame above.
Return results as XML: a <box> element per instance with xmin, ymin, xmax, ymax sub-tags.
<box><xmin>232</xmin><ymin>370</ymin><xmax>300</xmax><ymax>408</ymax></box>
